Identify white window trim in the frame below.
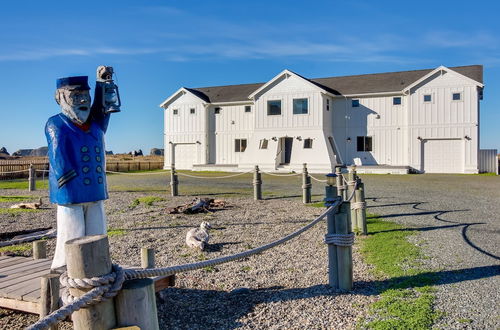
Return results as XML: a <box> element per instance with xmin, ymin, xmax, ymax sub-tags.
<box><xmin>189</xmin><ymin>108</ymin><xmax>196</xmax><ymax>114</ymax></box>
<box><xmin>292</xmin><ymin>97</ymin><xmax>310</xmax><ymax>115</ymax></box>
<box><xmin>244</xmin><ymin>105</ymin><xmax>252</xmax><ymax>113</ymax></box>
<box><xmin>451</xmin><ymin>92</ymin><xmax>463</xmax><ymax>102</ymax></box>
<box><xmin>173</xmin><ymin>109</ymin><xmax>179</xmax><ymax>115</ymax></box>
<box><xmin>392</xmin><ymin>96</ymin><xmax>402</xmax><ymax>106</ymax></box>
<box><xmin>267</xmin><ymin>99</ymin><xmax>283</xmax><ymax>116</ymax></box>
<box><xmin>423</xmin><ymin>93</ymin><xmax>434</xmax><ymax>104</ymax></box>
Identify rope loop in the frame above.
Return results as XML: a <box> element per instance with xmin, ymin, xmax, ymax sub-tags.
<box><xmin>350</xmin><ymin>202</ymin><xmax>366</xmax><ymax>210</ymax></box>
<box><xmin>324</xmin><ymin>233</ymin><xmax>355</xmax><ymax>246</ymax></box>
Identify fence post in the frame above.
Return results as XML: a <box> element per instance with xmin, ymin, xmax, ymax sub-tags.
<box><xmin>347</xmin><ymin>166</ymin><xmax>358</xmax><ymax>233</ymax></box>
<box><xmin>115</xmin><ymin>278</ymin><xmax>159</xmax><ymax>330</ymax></box>
<box><xmin>29</xmin><ymin>164</ymin><xmax>36</xmax><ymax>191</ymax></box>
<box><xmin>336</xmin><ymin>202</ymin><xmax>353</xmax><ymax>291</ymax></box>
<box><xmin>357</xmin><ymin>181</ymin><xmax>367</xmax><ymax>235</ymax></box>
<box><xmin>65</xmin><ymin>235</ymin><xmax>116</xmax><ymax>330</ymax></box>
<box><xmin>141</xmin><ymin>247</ymin><xmax>155</xmax><ymax>269</ymax></box>
<box><xmin>33</xmin><ymin>240</ymin><xmax>47</xmax><ymax>259</ymax></box>
<box><xmin>302</xmin><ymin>163</ymin><xmax>312</xmax><ymax>204</ymax></box>
<box><xmin>39</xmin><ymin>274</ymin><xmax>60</xmax><ymax>330</ymax></box>
<box><xmin>335</xmin><ymin>166</ymin><xmax>344</xmax><ymax>200</ymax></box>
<box><xmin>253</xmin><ymin>165</ymin><xmax>262</xmax><ymax>200</ymax></box>
<box><xmin>170</xmin><ymin>165</ymin><xmax>179</xmax><ymax>197</ymax></box>
<box><xmin>324</xmin><ymin>173</ymin><xmax>339</xmax><ymax>288</ymax></box>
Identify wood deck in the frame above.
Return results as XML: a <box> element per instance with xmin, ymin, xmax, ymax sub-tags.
<box><xmin>0</xmin><ymin>256</ymin><xmax>175</xmax><ymax>315</ymax></box>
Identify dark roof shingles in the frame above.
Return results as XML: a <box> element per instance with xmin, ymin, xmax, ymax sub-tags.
<box><xmin>190</xmin><ymin>65</ymin><xmax>483</xmax><ymax>102</ymax></box>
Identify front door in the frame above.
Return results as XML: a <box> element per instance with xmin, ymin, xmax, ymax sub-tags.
<box><xmin>279</xmin><ymin>137</ymin><xmax>293</xmax><ymax>165</ymax></box>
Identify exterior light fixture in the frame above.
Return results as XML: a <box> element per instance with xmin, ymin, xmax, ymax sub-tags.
<box><xmin>346</xmin><ymin>137</ymin><xmax>351</xmax><ymax>142</ymax></box>
<box><xmin>326</xmin><ymin>173</ymin><xmax>336</xmax><ymax>186</ymax></box>
<box><xmin>296</xmin><ymin>136</ymin><xmax>302</xmax><ymax>141</ymax></box>
<box><xmin>272</xmin><ymin>137</ymin><xmax>277</xmax><ymax>141</ymax></box>
<box><xmin>417</xmin><ymin>136</ymin><xmax>423</xmax><ymax>141</ymax></box>
<box><xmin>464</xmin><ymin>135</ymin><xmax>471</xmax><ymax>140</ymax></box>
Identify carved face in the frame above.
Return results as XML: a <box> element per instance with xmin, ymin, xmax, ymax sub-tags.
<box><xmin>55</xmin><ymin>89</ymin><xmax>91</xmax><ymax>125</ymax></box>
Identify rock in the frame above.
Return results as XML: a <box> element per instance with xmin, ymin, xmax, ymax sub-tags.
<box><xmin>106</xmin><ymin>150</ymin><xmax>114</xmax><ymax>155</ymax></box>
<box><xmin>0</xmin><ymin>147</ymin><xmax>8</xmax><ymax>155</ymax></box>
<box><xmin>133</xmin><ymin>149</ymin><xmax>143</xmax><ymax>156</ymax></box>
<box><xmin>12</xmin><ymin>149</ymin><xmax>33</xmax><ymax>157</ymax></box>
<box><xmin>30</xmin><ymin>146</ymin><xmax>48</xmax><ymax>157</ymax></box>
<box><xmin>150</xmin><ymin>148</ymin><xmax>164</xmax><ymax>156</ymax></box>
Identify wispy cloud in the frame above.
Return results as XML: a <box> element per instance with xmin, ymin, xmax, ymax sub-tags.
<box><xmin>424</xmin><ymin>30</ymin><xmax>499</xmax><ymax>49</ymax></box>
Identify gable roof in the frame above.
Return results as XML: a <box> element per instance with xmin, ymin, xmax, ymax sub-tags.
<box><xmin>166</xmin><ymin>65</ymin><xmax>483</xmax><ymax>105</ymax></box>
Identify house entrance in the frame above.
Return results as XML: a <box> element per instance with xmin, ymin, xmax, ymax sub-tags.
<box><xmin>277</xmin><ymin>137</ymin><xmax>293</xmax><ymax>165</ymax></box>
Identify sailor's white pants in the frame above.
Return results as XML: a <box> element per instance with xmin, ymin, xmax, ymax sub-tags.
<box><xmin>51</xmin><ymin>200</ymin><xmax>107</xmax><ymax>269</ymax></box>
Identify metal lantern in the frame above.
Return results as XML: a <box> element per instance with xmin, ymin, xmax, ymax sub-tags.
<box><xmin>96</xmin><ymin>66</ymin><xmax>121</xmax><ymax>114</ymax></box>
<box><xmin>326</xmin><ymin>173</ymin><xmax>336</xmax><ymax>186</ymax></box>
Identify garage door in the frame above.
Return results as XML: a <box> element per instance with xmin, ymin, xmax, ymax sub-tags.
<box><xmin>423</xmin><ymin>139</ymin><xmax>463</xmax><ymax>173</ymax></box>
<box><xmin>175</xmin><ymin>144</ymin><xmax>198</xmax><ymax>169</ymax></box>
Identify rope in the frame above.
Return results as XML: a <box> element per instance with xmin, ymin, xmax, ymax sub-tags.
<box><xmin>345</xmin><ymin>180</ymin><xmax>358</xmax><ymax>202</ymax></box>
<box><xmin>28</xmin><ymin>202</ymin><xmax>341</xmax><ymax>330</ymax></box>
<box><xmin>36</xmin><ymin>169</ymin><xmax>49</xmax><ymax>173</ymax></box>
<box><xmin>261</xmin><ymin>171</ymin><xmax>300</xmax><ymax>177</ymax></box>
<box><xmin>350</xmin><ymin>202</ymin><xmax>366</xmax><ymax>210</ymax></box>
<box><xmin>106</xmin><ymin>170</ymin><xmax>170</xmax><ymax>176</ymax></box>
<box><xmin>175</xmin><ymin>169</ymin><xmax>253</xmax><ymax>179</ymax></box>
<box><xmin>324</xmin><ymin>233</ymin><xmax>355</xmax><ymax>246</ymax></box>
<box><xmin>309</xmin><ymin>175</ymin><xmax>327</xmax><ymax>183</ymax></box>
<box><xmin>0</xmin><ymin>169</ymin><xmax>30</xmax><ymax>174</ymax></box>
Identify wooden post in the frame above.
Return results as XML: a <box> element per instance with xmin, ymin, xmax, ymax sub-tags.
<box><xmin>141</xmin><ymin>248</ymin><xmax>155</xmax><ymax>269</ymax></box>
<box><xmin>302</xmin><ymin>163</ymin><xmax>312</xmax><ymax>204</ymax></box>
<box><xmin>347</xmin><ymin>166</ymin><xmax>358</xmax><ymax>233</ymax></box>
<box><xmin>335</xmin><ymin>166</ymin><xmax>344</xmax><ymax>200</ymax></box>
<box><xmin>65</xmin><ymin>235</ymin><xmax>116</xmax><ymax>330</ymax></box>
<box><xmin>33</xmin><ymin>240</ymin><xmax>47</xmax><ymax>259</ymax></box>
<box><xmin>115</xmin><ymin>278</ymin><xmax>159</xmax><ymax>330</ymax></box>
<box><xmin>358</xmin><ymin>181</ymin><xmax>368</xmax><ymax>235</ymax></box>
<box><xmin>28</xmin><ymin>164</ymin><xmax>36</xmax><ymax>191</ymax></box>
<box><xmin>253</xmin><ymin>165</ymin><xmax>262</xmax><ymax>200</ymax></box>
<box><xmin>170</xmin><ymin>165</ymin><xmax>179</xmax><ymax>197</ymax></box>
<box><xmin>324</xmin><ymin>173</ymin><xmax>338</xmax><ymax>288</ymax></box>
<box><xmin>40</xmin><ymin>274</ymin><xmax>60</xmax><ymax>330</ymax></box>
<box><xmin>336</xmin><ymin>202</ymin><xmax>353</xmax><ymax>291</ymax></box>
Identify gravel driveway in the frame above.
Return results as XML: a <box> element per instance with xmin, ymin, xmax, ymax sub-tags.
<box><xmin>0</xmin><ymin>172</ymin><xmax>498</xmax><ymax>329</ymax></box>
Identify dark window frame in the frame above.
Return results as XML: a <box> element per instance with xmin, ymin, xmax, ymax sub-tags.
<box><xmin>393</xmin><ymin>97</ymin><xmax>402</xmax><ymax>105</ymax></box>
<box><xmin>303</xmin><ymin>138</ymin><xmax>313</xmax><ymax>149</ymax></box>
<box><xmin>452</xmin><ymin>92</ymin><xmax>462</xmax><ymax>101</ymax></box>
<box><xmin>293</xmin><ymin>98</ymin><xmax>308</xmax><ymax>114</ymax></box>
<box><xmin>244</xmin><ymin>105</ymin><xmax>252</xmax><ymax>113</ymax></box>
<box><xmin>352</xmin><ymin>99</ymin><xmax>360</xmax><ymax>107</ymax></box>
<box><xmin>214</xmin><ymin>107</ymin><xmax>221</xmax><ymax>114</ymax></box>
<box><xmin>423</xmin><ymin>94</ymin><xmax>432</xmax><ymax>102</ymax></box>
<box><xmin>326</xmin><ymin>99</ymin><xmax>330</xmax><ymax>111</ymax></box>
<box><xmin>259</xmin><ymin>139</ymin><xmax>268</xmax><ymax>149</ymax></box>
<box><xmin>357</xmin><ymin>136</ymin><xmax>373</xmax><ymax>152</ymax></box>
<box><xmin>267</xmin><ymin>100</ymin><xmax>282</xmax><ymax>115</ymax></box>
<box><xmin>235</xmin><ymin>139</ymin><xmax>247</xmax><ymax>152</ymax></box>
<box><xmin>190</xmin><ymin>108</ymin><xmax>196</xmax><ymax>114</ymax></box>
<box><xmin>173</xmin><ymin>109</ymin><xmax>179</xmax><ymax>115</ymax></box>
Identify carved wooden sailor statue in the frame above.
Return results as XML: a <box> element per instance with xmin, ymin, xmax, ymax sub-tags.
<box><xmin>46</xmin><ymin>66</ymin><xmax>120</xmax><ymax>270</ymax></box>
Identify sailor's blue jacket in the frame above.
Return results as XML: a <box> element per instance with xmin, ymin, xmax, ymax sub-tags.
<box><xmin>45</xmin><ymin>112</ymin><xmax>110</xmax><ymax>205</ymax></box>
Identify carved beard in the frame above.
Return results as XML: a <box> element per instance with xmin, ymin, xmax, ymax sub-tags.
<box><xmin>59</xmin><ymin>90</ymin><xmax>91</xmax><ymax>125</ymax></box>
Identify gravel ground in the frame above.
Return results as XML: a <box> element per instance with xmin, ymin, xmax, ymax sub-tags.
<box><xmin>0</xmin><ymin>172</ymin><xmax>498</xmax><ymax>329</ymax></box>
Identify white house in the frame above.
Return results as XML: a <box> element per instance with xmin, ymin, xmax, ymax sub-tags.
<box><xmin>159</xmin><ymin>65</ymin><xmax>488</xmax><ymax>174</ymax></box>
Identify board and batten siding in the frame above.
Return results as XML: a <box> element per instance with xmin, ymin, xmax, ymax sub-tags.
<box><xmin>408</xmin><ymin>70</ymin><xmax>480</xmax><ymax>173</ymax></box>
<box><xmin>331</xmin><ymin>95</ymin><xmax>407</xmax><ymax>166</ymax></box>
<box><xmin>163</xmin><ymin>92</ymin><xmax>207</xmax><ymax>169</ymax></box>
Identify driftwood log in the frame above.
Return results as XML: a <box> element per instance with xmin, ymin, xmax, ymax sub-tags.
<box><xmin>10</xmin><ymin>197</ymin><xmax>43</xmax><ymax>209</ymax></box>
<box><xmin>166</xmin><ymin>198</ymin><xmax>227</xmax><ymax>214</ymax></box>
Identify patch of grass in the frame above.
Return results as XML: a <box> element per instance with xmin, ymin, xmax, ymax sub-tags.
<box><xmin>130</xmin><ymin>196</ymin><xmax>166</xmax><ymax>207</ymax></box>
<box><xmin>107</xmin><ymin>228</ymin><xmax>127</xmax><ymax>237</ymax></box>
<box><xmin>240</xmin><ymin>266</ymin><xmax>251</xmax><ymax>272</ymax></box>
<box><xmin>457</xmin><ymin>318</ymin><xmax>473</xmax><ymax>324</ymax></box>
<box><xmin>0</xmin><ymin>243</ymin><xmax>31</xmax><ymax>254</ymax></box>
<box><xmin>359</xmin><ymin>213</ymin><xmax>440</xmax><ymax>329</ymax></box>
<box><xmin>0</xmin><ymin>208</ymin><xmax>40</xmax><ymax>215</ymax></box>
<box><xmin>305</xmin><ymin>202</ymin><xmax>326</xmax><ymax>208</ymax></box>
<box><xmin>203</xmin><ymin>265</ymin><xmax>217</xmax><ymax>272</ymax></box>
<box><xmin>0</xmin><ymin>180</ymin><xmax>49</xmax><ymax>190</ymax></box>
<box><xmin>0</xmin><ymin>196</ymin><xmax>36</xmax><ymax>202</ymax></box>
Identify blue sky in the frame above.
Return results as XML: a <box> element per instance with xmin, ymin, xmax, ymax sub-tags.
<box><xmin>0</xmin><ymin>0</ymin><xmax>499</xmax><ymax>154</ymax></box>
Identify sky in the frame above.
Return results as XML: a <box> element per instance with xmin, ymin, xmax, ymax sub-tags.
<box><xmin>0</xmin><ymin>0</ymin><xmax>499</xmax><ymax>154</ymax></box>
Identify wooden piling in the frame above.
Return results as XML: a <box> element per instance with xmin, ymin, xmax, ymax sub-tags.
<box><xmin>65</xmin><ymin>235</ymin><xmax>116</xmax><ymax>330</ymax></box>
<box><xmin>141</xmin><ymin>248</ymin><xmax>155</xmax><ymax>269</ymax></box>
<box><xmin>253</xmin><ymin>165</ymin><xmax>262</xmax><ymax>200</ymax></box>
<box><xmin>358</xmin><ymin>182</ymin><xmax>368</xmax><ymax>235</ymax></box>
<box><xmin>170</xmin><ymin>166</ymin><xmax>179</xmax><ymax>197</ymax></box>
<box><xmin>335</xmin><ymin>166</ymin><xmax>344</xmax><ymax>200</ymax></box>
<box><xmin>33</xmin><ymin>240</ymin><xmax>47</xmax><ymax>260</ymax></box>
<box><xmin>28</xmin><ymin>164</ymin><xmax>36</xmax><ymax>191</ymax></box>
<box><xmin>347</xmin><ymin>167</ymin><xmax>358</xmax><ymax>233</ymax></box>
<box><xmin>336</xmin><ymin>202</ymin><xmax>353</xmax><ymax>291</ymax></box>
<box><xmin>324</xmin><ymin>174</ymin><xmax>339</xmax><ymax>288</ymax></box>
<box><xmin>302</xmin><ymin>163</ymin><xmax>312</xmax><ymax>204</ymax></box>
<box><xmin>115</xmin><ymin>278</ymin><xmax>159</xmax><ymax>330</ymax></box>
<box><xmin>40</xmin><ymin>274</ymin><xmax>60</xmax><ymax>330</ymax></box>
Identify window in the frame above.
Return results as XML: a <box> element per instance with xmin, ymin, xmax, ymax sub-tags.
<box><xmin>303</xmin><ymin>138</ymin><xmax>313</xmax><ymax>149</ymax></box>
<box><xmin>190</xmin><ymin>108</ymin><xmax>195</xmax><ymax>114</ymax></box>
<box><xmin>326</xmin><ymin>99</ymin><xmax>330</xmax><ymax>111</ymax></box>
<box><xmin>245</xmin><ymin>105</ymin><xmax>252</xmax><ymax>113</ymax></box>
<box><xmin>393</xmin><ymin>97</ymin><xmax>401</xmax><ymax>105</ymax></box>
<box><xmin>452</xmin><ymin>93</ymin><xmax>462</xmax><ymax>101</ymax></box>
<box><xmin>357</xmin><ymin>136</ymin><xmax>373</xmax><ymax>152</ymax></box>
<box><xmin>235</xmin><ymin>139</ymin><xmax>247</xmax><ymax>152</ymax></box>
<box><xmin>173</xmin><ymin>109</ymin><xmax>178</xmax><ymax>115</ymax></box>
<box><xmin>352</xmin><ymin>99</ymin><xmax>360</xmax><ymax>107</ymax></box>
<box><xmin>293</xmin><ymin>98</ymin><xmax>308</xmax><ymax>114</ymax></box>
<box><xmin>214</xmin><ymin>107</ymin><xmax>221</xmax><ymax>114</ymax></box>
<box><xmin>423</xmin><ymin>94</ymin><xmax>432</xmax><ymax>102</ymax></box>
<box><xmin>267</xmin><ymin>100</ymin><xmax>281</xmax><ymax>115</ymax></box>
<box><xmin>259</xmin><ymin>139</ymin><xmax>268</xmax><ymax>149</ymax></box>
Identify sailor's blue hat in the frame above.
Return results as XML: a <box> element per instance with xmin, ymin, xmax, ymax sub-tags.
<box><xmin>56</xmin><ymin>76</ymin><xmax>90</xmax><ymax>90</ymax></box>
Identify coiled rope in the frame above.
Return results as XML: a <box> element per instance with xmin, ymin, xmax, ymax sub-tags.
<box><xmin>28</xmin><ymin>201</ymin><xmax>341</xmax><ymax>330</ymax></box>
<box><xmin>324</xmin><ymin>233</ymin><xmax>355</xmax><ymax>246</ymax></box>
